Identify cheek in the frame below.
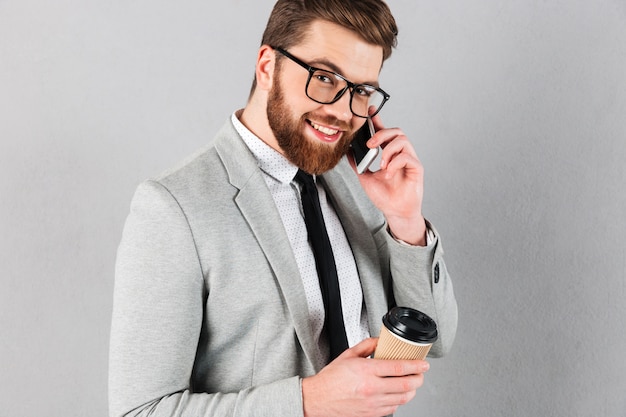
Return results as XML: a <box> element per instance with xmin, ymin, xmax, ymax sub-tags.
<box><xmin>281</xmin><ymin>83</ymin><xmax>324</xmax><ymax>116</ymax></box>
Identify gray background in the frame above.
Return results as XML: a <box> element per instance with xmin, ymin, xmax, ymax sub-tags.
<box><xmin>1</xmin><ymin>0</ymin><xmax>625</xmax><ymax>416</ymax></box>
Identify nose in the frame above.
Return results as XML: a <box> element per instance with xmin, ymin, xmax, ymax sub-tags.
<box><xmin>323</xmin><ymin>88</ymin><xmax>353</xmax><ymax>121</ymax></box>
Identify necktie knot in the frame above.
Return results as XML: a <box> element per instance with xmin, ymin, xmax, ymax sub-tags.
<box><xmin>294</xmin><ymin>169</ymin><xmax>315</xmax><ymax>188</ymax></box>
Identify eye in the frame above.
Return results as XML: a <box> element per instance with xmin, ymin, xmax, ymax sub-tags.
<box><xmin>354</xmin><ymin>85</ymin><xmax>375</xmax><ymax>98</ymax></box>
<box><xmin>312</xmin><ymin>69</ymin><xmax>341</xmax><ymax>87</ymax></box>
<box><xmin>314</xmin><ymin>73</ymin><xmax>333</xmax><ymax>84</ymax></box>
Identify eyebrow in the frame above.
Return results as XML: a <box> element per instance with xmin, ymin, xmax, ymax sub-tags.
<box><xmin>308</xmin><ymin>57</ymin><xmax>380</xmax><ymax>88</ymax></box>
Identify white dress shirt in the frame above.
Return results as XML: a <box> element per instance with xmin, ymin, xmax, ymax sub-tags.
<box><xmin>232</xmin><ymin>113</ymin><xmax>370</xmax><ymax>368</ymax></box>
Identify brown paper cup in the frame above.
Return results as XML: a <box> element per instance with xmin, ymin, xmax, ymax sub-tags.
<box><xmin>373</xmin><ymin>307</ymin><xmax>438</xmax><ymax>360</ymax></box>
<box><xmin>374</xmin><ymin>324</ymin><xmax>433</xmax><ymax>360</ymax></box>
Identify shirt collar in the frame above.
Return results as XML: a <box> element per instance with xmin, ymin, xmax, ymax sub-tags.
<box><xmin>231</xmin><ymin>112</ymin><xmax>299</xmax><ymax>184</ymax></box>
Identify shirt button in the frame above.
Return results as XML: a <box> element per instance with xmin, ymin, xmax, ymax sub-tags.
<box><xmin>434</xmin><ymin>263</ymin><xmax>440</xmax><ymax>284</ymax></box>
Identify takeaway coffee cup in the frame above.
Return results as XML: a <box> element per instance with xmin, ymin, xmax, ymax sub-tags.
<box><xmin>373</xmin><ymin>306</ymin><xmax>438</xmax><ymax>360</ymax></box>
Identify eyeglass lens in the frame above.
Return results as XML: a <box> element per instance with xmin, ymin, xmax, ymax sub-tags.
<box><xmin>307</xmin><ymin>69</ymin><xmax>385</xmax><ymax>118</ymax></box>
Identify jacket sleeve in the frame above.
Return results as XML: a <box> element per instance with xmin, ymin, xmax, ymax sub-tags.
<box><xmin>376</xmin><ymin>220</ymin><xmax>458</xmax><ymax>357</ymax></box>
<box><xmin>108</xmin><ymin>180</ymin><xmax>304</xmax><ymax>417</ymax></box>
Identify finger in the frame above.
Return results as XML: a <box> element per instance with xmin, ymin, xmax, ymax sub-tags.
<box><xmin>377</xmin><ymin>132</ymin><xmax>417</xmax><ymax>160</ymax></box>
<box><xmin>372</xmin><ymin>359</ymin><xmax>430</xmax><ymax>377</ymax></box>
<box><xmin>380</xmin><ymin>390</ymin><xmax>419</xmax><ymax>407</ymax></box>
<box><xmin>367</xmin><ymin>126</ymin><xmax>400</xmax><ymax>149</ymax></box>
<box><xmin>379</xmin><ymin>139</ymin><xmax>422</xmax><ymax>175</ymax></box>
<box><xmin>379</xmin><ymin>373</ymin><xmax>425</xmax><ymax>395</ymax></box>
<box><xmin>342</xmin><ymin>337</ymin><xmax>379</xmax><ymax>359</ymax></box>
<box><xmin>382</xmin><ymin>153</ymin><xmax>423</xmax><ymax>179</ymax></box>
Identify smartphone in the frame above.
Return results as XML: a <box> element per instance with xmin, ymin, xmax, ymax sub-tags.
<box><xmin>350</xmin><ymin>117</ymin><xmax>380</xmax><ymax>174</ymax></box>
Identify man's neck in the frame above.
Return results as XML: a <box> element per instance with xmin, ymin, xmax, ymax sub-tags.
<box><xmin>238</xmin><ymin>105</ymin><xmax>282</xmax><ymax>155</ymax></box>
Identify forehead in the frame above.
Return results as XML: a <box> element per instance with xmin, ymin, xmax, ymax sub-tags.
<box><xmin>290</xmin><ymin>20</ymin><xmax>384</xmax><ymax>84</ymax></box>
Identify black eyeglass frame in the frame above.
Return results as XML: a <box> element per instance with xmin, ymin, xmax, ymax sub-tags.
<box><xmin>272</xmin><ymin>46</ymin><xmax>390</xmax><ymax>118</ymax></box>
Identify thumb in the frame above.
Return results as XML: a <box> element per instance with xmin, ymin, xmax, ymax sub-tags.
<box><xmin>343</xmin><ymin>337</ymin><xmax>379</xmax><ymax>359</ymax></box>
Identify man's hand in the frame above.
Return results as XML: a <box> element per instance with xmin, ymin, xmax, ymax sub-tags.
<box><xmin>348</xmin><ymin>114</ymin><xmax>427</xmax><ymax>246</ymax></box>
<box><xmin>302</xmin><ymin>338</ymin><xmax>430</xmax><ymax>417</ymax></box>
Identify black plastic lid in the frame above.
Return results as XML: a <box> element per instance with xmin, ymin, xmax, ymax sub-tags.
<box><xmin>382</xmin><ymin>306</ymin><xmax>438</xmax><ymax>343</ymax></box>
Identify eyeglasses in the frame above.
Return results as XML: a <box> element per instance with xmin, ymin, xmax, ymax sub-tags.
<box><xmin>273</xmin><ymin>47</ymin><xmax>390</xmax><ymax>118</ymax></box>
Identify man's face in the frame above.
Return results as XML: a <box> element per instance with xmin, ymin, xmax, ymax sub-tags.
<box><xmin>266</xmin><ymin>20</ymin><xmax>384</xmax><ymax>175</ymax></box>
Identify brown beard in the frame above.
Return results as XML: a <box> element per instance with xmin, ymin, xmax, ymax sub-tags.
<box><xmin>266</xmin><ymin>71</ymin><xmax>355</xmax><ymax>175</ymax></box>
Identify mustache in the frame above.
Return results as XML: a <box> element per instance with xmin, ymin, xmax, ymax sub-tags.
<box><xmin>303</xmin><ymin>113</ymin><xmax>352</xmax><ymax>132</ymax></box>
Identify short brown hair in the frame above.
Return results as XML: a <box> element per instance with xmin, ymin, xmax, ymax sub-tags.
<box><xmin>262</xmin><ymin>0</ymin><xmax>398</xmax><ymax>61</ymax></box>
<box><xmin>250</xmin><ymin>0</ymin><xmax>398</xmax><ymax>94</ymax></box>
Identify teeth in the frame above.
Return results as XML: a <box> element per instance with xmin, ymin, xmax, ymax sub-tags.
<box><xmin>310</xmin><ymin>121</ymin><xmax>338</xmax><ymax>136</ymax></box>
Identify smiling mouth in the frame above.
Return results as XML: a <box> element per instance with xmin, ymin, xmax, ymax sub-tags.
<box><xmin>309</xmin><ymin>120</ymin><xmax>340</xmax><ymax>136</ymax></box>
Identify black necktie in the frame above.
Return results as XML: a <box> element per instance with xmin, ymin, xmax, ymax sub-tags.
<box><xmin>294</xmin><ymin>169</ymin><xmax>349</xmax><ymax>361</ymax></box>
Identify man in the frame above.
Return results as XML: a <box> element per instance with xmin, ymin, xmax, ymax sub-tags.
<box><xmin>109</xmin><ymin>1</ymin><xmax>457</xmax><ymax>416</ymax></box>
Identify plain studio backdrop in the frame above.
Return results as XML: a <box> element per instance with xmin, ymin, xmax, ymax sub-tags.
<box><xmin>1</xmin><ymin>1</ymin><xmax>625</xmax><ymax>416</ymax></box>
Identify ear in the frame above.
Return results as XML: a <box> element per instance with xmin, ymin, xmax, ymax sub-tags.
<box><xmin>255</xmin><ymin>45</ymin><xmax>276</xmax><ymax>91</ymax></box>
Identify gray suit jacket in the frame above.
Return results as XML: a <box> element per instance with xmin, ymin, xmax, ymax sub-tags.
<box><xmin>109</xmin><ymin>119</ymin><xmax>457</xmax><ymax>417</ymax></box>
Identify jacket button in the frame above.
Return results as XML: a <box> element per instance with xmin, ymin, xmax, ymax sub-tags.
<box><xmin>434</xmin><ymin>263</ymin><xmax>440</xmax><ymax>284</ymax></box>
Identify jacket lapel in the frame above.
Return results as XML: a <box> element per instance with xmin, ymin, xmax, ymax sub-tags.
<box><xmin>213</xmin><ymin>119</ymin><xmax>388</xmax><ymax>365</ymax></box>
<box><xmin>213</xmin><ymin>120</ymin><xmax>318</xmax><ymax>370</ymax></box>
